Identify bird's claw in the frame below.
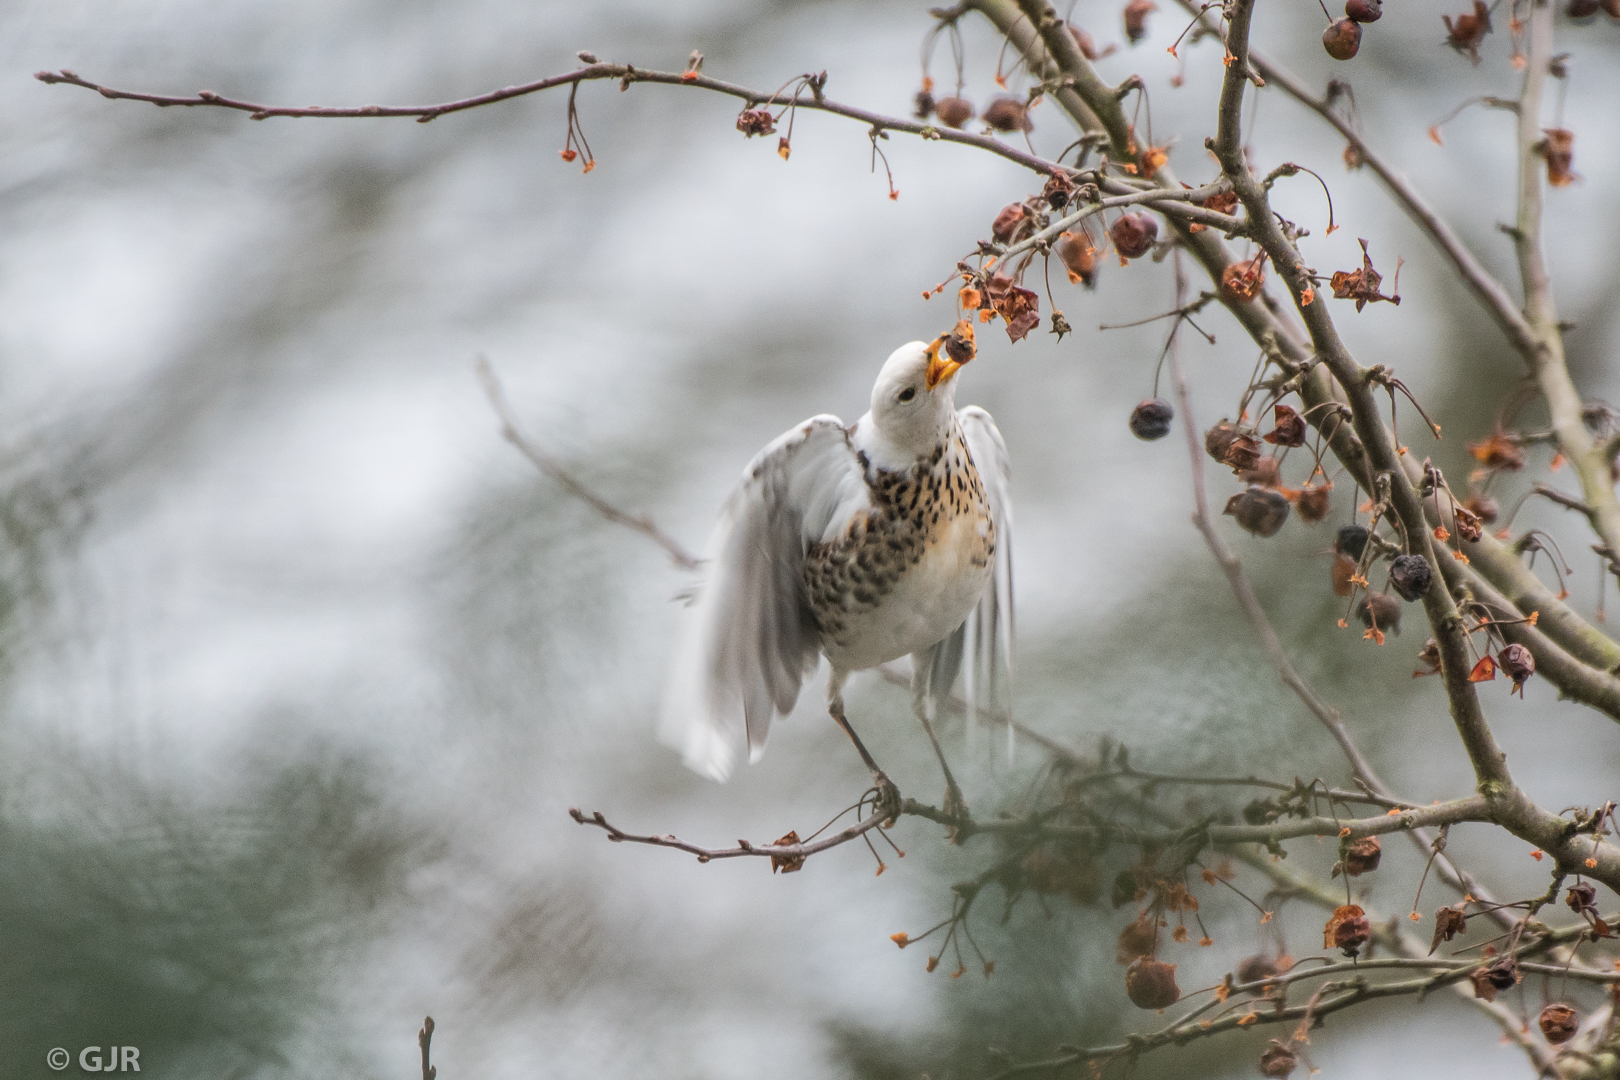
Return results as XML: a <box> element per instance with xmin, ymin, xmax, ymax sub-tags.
<box><xmin>868</xmin><ymin>771</ymin><xmax>902</xmax><ymax>827</ymax></box>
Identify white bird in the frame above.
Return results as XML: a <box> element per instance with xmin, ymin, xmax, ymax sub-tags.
<box><xmin>659</xmin><ymin>334</ymin><xmax>1013</xmax><ymax>816</ymax></box>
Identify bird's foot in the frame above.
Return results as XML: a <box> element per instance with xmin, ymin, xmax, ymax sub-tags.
<box><xmin>867</xmin><ymin>771</ymin><xmax>902</xmax><ymax>828</ymax></box>
<box><xmin>942</xmin><ymin>781</ymin><xmax>970</xmax><ymax>844</ymax></box>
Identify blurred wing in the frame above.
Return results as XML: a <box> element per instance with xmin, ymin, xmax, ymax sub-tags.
<box><xmin>659</xmin><ymin>415</ymin><xmax>869</xmax><ymax>780</ymax></box>
<box><xmin>956</xmin><ymin>406</ymin><xmax>1015</xmax><ymax>752</ymax></box>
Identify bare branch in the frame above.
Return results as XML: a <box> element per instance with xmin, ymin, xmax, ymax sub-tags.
<box><xmin>36</xmin><ymin>63</ymin><xmax>1066</xmax><ymax>176</ymax></box>
<box><xmin>569</xmin><ymin>805</ymin><xmax>890</xmax><ymax>864</ymax></box>
<box><xmin>476</xmin><ymin>357</ymin><xmax>701</xmax><ymax>571</ymax></box>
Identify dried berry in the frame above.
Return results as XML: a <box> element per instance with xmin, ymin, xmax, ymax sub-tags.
<box><xmin>1236</xmin><ymin>954</ymin><xmax>1280</xmax><ymax>987</ymax></box>
<box><xmin>1332</xmin><ymin>552</ymin><xmax>1358</xmax><ymax>596</ymax></box>
<box><xmin>1430</xmin><ymin>903</ymin><xmax>1468</xmax><ymax>953</ymax></box>
<box><xmin>1325</xmin><ymin>903</ymin><xmax>1371</xmax><ymax>956</ymax></box>
<box><xmin>1125</xmin><ymin>958</ymin><xmax>1180</xmax><ymax>1009</ymax></box>
<box><xmin>983</xmin><ymin>274</ymin><xmax>1041</xmax><ymax>343</ymax></box>
<box><xmin>1116</xmin><ymin>915</ymin><xmax>1159</xmax><ymax>964</ymax></box>
<box><xmin>1336</xmin><ymin>524</ymin><xmax>1370</xmax><ymax>560</ymax></box>
<box><xmin>933</xmin><ymin>96</ymin><xmax>975</xmax><ymax>129</ymax></box>
<box><xmin>1540</xmin><ymin>1003</ymin><xmax>1579</xmax><ymax>1045</ymax></box>
<box><xmin>946</xmin><ymin>320</ymin><xmax>976</xmax><ymax>364</ymax></box>
<box><xmin>1416</xmin><ymin>638</ymin><xmax>1442</xmax><ymax>677</ymax></box>
<box><xmin>1388</xmin><ymin>554</ymin><xmax>1432</xmax><ymax>601</ymax></box>
<box><xmin>736</xmin><ymin>109</ymin><xmax>776</xmax><ymax>137</ymax></box>
<box><xmin>1263</xmin><ymin>404</ymin><xmax>1307</xmax><ymax>447</ymax></box>
<box><xmin>1443</xmin><ymin>0</ymin><xmax>1492</xmax><ymax>63</ymax></box>
<box><xmin>1130</xmin><ymin>399</ymin><xmax>1175</xmax><ymax>441</ymax></box>
<box><xmin>1498</xmin><ymin>643</ymin><xmax>1535</xmax><ymax>696</ymax></box>
<box><xmin>1343</xmin><ymin>835</ymin><xmax>1382</xmax><ymax>875</ymax></box>
<box><xmin>1240</xmin><ymin>455</ymin><xmax>1281</xmax><ymax>488</ymax></box>
<box><xmin>1469</xmin><ymin>956</ymin><xmax>1519</xmax><ymax>1001</ymax></box>
<box><xmin>1453</xmin><ymin>505</ymin><xmax>1483</xmax><ymax>543</ymax></box>
<box><xmin>1322</xmin><ymin>18</ymin><xmax>1362</xmax><ymax>60</ymax></box>
<box><xmin>1220</xmin><ymin>256</ymin><xmax>1266</xmax><ymax>302</ymax></box>
<box><xmin>1057</xmin><ymin>230</ymin><xmax>1098</xmax><ymax>287</ymax></box>
<box><xmin>992</xmin><ymin>202</ymin><xmax>1033</xmax><ymax>243</ymax></box>
<box><xmin>1568</xmin><ymin>882</ymin><xmax>1599</xmax><ymax>916</ymax></box>
<box><xmin>983</xmin><ymin>96</ymin><xmax>1032</xmax><ymax>133</ymax></box>
<box><xmin>1538</xmin><ymin>128</ymin><xmax>1577</xmax><ymax>188</ymax></box>
<box><xmin>1042</xmin><ymin>171</ymin><xmax>1077</xmax><ymax>209</ymax></box>
<box><xmin>1297</xmin><ymin>485</ymin><xmax>1332</xmax><ymax>524</ymax></box>
<box><xmin>1225</xmin><ymin>487</ymin><xmax>1291</xmax><ymax>538</ymax></box>
<box><xmin>1205</xmin><ymin>422</ymin><xmax>1262</xmax><ymax>472</ymax></box>
<box><xmin>913</xmin><ymin>88</ymin><xmax>935</xmax><ymax>121</ymax></box>
<box><xmin>1346</xmin><ymin>0</ymin><xmax>1383</xmax><ymax>20</ymax></box>
<box><xmin>1205</xmin><ymin>421</ymin><xmax>1240</xmax><ymax>464</ymax></box>
<box><xmin>1568</xmin><ymin>0</ymin><xmax>1601</xmax><ymax>15</ymax></box>
<box><xmin>1110</xmin><ymin>212</ymin><xmax>1159</xmax><ymax>259</ymax></box>
<box><xmin>1111</xmin><ymin>869</ymin><xmax>1142</xmax><ymax>908</ymax></box>
<box><xmin>1259</xmin><ymin>1042</ymin><xmax>1299</xmax><ymax>1078</ymax></box>
<box><xmin>1330</xmin><ymin>239</ymin><xmax>1401</xmax><ymax>310</ymax></box>
<box><xmin>1358</xmin><ymin>592</ymin><xmax>1402</xmax><ymax>636</ymax></box>
<box><xmin>1123</xmin><ymin>0</ymin><xmax>1158</xmax><ymax>42</ymax></box>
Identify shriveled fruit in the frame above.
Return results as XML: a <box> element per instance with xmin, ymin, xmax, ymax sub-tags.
<box><xmin>1389</xmin><ymin>553</ymin><xmax>1432</xmax><ymax>601</ymax></box>
<box><xmin>1110</xmin><ymin>212</ymin><xmax>1158</xmax><ymax>258</ymax></box>
<box><xmin>1323</xmin><ymin>18</ymin><xmax>1362</xmax><ymax>59</ymax></box>
<box><xmin>1125</xmin><ymin>958</ymin><xmax>1180</xmax><ymax>1009</ymax></box>
<box><xmin>1129</xmin><ymin>399</ymin><xmax>1174</xmax><ymax>441</ymax></box>
<box><xmin>1225</xmin><ymin>487</ymin><xmax>1290</xmax><ymax>538</ymax></box>
<box><xmin>934</xmin><ymin>96</ymin><xmax>974</xmax><ymax>129</ymax></box>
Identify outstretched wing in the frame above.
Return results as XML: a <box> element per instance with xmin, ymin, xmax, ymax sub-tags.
<box><xmin>659</xmin><ymin>416</ymin><xmax>870</xmax><ymax>780</ymax></box>
<box><xmin>914</xmin><ymin>406</ymin><xmax>1015</xmax><ymax>751</ymax></box>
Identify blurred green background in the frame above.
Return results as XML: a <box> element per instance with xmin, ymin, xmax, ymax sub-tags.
<box><xmin>3</xmin><ymin>1</ymin><xmax>1619</xmax><ymax>1077</ymax></box>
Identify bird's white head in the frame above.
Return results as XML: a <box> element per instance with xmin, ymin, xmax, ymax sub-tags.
<box><xmin>866</xmin><ymin>338</ymin><xmax>965</xmax><ymax>462</ymax></box>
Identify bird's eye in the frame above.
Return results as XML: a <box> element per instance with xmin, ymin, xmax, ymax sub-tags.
<box><xmin>898</xmin><ymin>387</ymin><xmax>917</xmax><ymax>403</ymax></box>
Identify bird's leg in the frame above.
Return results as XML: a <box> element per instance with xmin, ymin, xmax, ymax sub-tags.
<box><xmin>828</xmin><ymin>685</ymin><xmax>900</xmax><ymax>826</ymax></box>
<box><xmin>912</xmin><ymin>690</ymin><xmax>969</xmax><ymax>837</ymax></box>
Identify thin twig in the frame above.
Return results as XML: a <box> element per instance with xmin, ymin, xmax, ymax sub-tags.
<box><xmin>476</xmin><ymin>357</ymin><xmax>701</xmax><ymax>571</ymax></box>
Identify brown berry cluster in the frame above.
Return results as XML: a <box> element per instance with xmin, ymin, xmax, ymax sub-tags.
<box><xmin>1322</xmin><ymin>0</ymin><xmax>1380</xmax><ymax>61</ymax></box>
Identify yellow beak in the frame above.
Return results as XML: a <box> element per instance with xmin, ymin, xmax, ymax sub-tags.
<box><xmin>924</xmin><ymin>335</ymin><xmax>963</xmax><ymax>389</ymax></box>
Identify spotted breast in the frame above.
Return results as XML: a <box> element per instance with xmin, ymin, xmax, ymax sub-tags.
<box><xmin>803</xmin><ymin>423</ymin><xmax>996</xmax><ymax>673</ymax></box>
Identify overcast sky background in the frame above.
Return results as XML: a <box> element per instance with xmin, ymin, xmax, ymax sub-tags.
<box><xmin>3</xmin><ymin>1</ymin><xmax>1619</xmax><ymax>1078</ymax></box>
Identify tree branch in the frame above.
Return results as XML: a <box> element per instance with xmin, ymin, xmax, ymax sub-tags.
<box><xmin>36</xmin><ymin>62</ymin><xmax>1066</xmax><ymax>176</ymax></box>
<box><xmin>476</xmin><ymin>357</ymin><xmax>702</xmax><ymax>571</ymax></box>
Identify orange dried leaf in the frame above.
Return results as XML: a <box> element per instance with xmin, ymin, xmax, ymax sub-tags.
<box><xmin>891</xmin><ymin>932</ymin><xmax>910</xmax><ymax>948</ymax></box>
<box><xmin>1468</xmin><ymin>655</ymin><xmax>1497</xmax><ymax>682</ymax></box>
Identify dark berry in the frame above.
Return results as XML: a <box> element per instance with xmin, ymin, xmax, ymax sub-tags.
<box><xmin>1388</xmin><ymin>553</ymin><xmax>1432</xmax><ymax>601</ymax></box>
<box><xmin>1336</xmin><ymin>524</ymin><xmax>1370</xmax><ymax>560</ymax></box>
<box><xmin>1224</xmin><ymin>487</ymin><xmax>1290</xmax><ymax>538</ymax></box>
<box><xmin>1129</xmin><ymin>399</ymin><xmax>1174</xmax><ymax>440</ymax></box>
<box><xmin>933</xmin><ymin>97</ymin><xmax>974</xmax><ymax>129</ymax></box>
<box><xmin>1567</xmin><ymin>0</ymin><xmax>1601</xmax><ymax>16</ymax></box>
<box><xmin>1343</xmin><ymin>836</ymin><xmax>1381</xmax><ymax>875</ymax></box>
<box><xmin>1322</xmin><ymin>18</ymin><xmax>1362</xmax><ymax>59</ymax></box>
<box><xmin>1498</xmin><ymin>643</ymin><xmax>1535</xmax><ymax>696</ymax></box>
<box><xmin>1357</xmin><ymin>592</ymin><xmax>1402</xmax><ymax>635</ymax></box>
<box><xmin>1540</xmin><ymin>1004</ymin><xmax>1578</xmax><ymax>1046</ymax></box>
<box><xmin>982</xmin><ymin>96</ymin><xmax>1032</xmax><ymax>133</ymax></box>
<box><xmin>1346</xmin><ymin>0</ymin><xmax>1382</xmax><ymax>21</ymax></box>
<box><xmin>1110</xmin><ymin>212</ymin><xmax>1158</xmax><ymax>259</ymax></box>
<box><xmin>1259</xmin><ymin>1044</ymin><xmax>1299</xmax><ymax>1078</ymax></box>
<box><xmin>1125</xmin><ymin>958</ymin><xmax>1180</xmax><ymax>1009</ymax></box>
